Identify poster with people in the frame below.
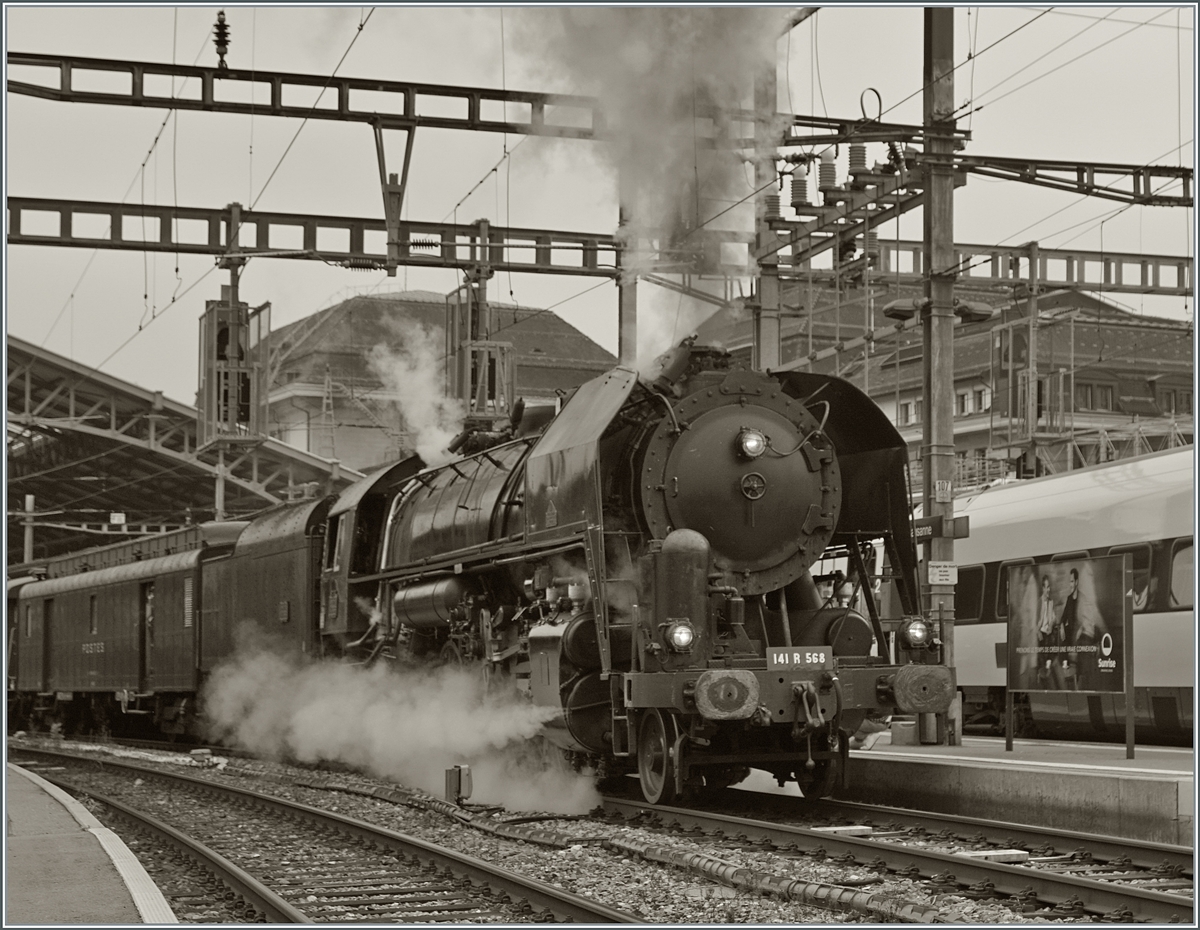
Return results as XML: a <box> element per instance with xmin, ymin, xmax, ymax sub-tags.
<box><xmin>1007</xmin><ymin>555</ymin><xmax>1130</xmax><ymax>693</ymax></box>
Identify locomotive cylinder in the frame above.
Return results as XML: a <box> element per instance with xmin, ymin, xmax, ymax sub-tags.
<box><xmin>392</xmin><ymin>577</ymin><xmax>473</xmax><ymax>629</ymax></box>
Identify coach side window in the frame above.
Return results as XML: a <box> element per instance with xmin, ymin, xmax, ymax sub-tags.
<box><xmin>954</xmin><ymin>565</ymin><xmax>985</xmax><ymax>622</ymax></box>
<box><xmin>995</xmin><ymin>559</ymin><xmax>1033</xmax><ymax>619</ymax></box>
<box><xmin>1108</xmin><ymin>544</ymin><xmax>1152</xmax><ymax>612</ymax></box>
<box><xmin>1169</xmin><ymin>539</ymin><xmax>1193</xmax><ymax>610</ymax></box>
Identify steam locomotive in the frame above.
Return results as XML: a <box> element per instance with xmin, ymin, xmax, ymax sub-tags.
<box><xmin>9</xmin><ymin>341</ymin><xmax>954</xmax><ymax>802</ymax></box>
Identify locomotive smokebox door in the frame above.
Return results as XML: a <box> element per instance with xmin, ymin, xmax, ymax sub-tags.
<box><xmin>197</xmin><ymin>288</ymin><xmax>268</xmax><ymax>449</ymax></box>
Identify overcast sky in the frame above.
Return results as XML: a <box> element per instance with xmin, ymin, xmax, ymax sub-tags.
<box><xmin>5</xmin><ymin>4</ymin><xmax>1196</xmax><ymax>406</ymax></box>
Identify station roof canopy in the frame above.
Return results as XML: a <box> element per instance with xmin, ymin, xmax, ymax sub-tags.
<box><xmin>7</xmin><ymin>335</ymin><xmax>363</xmax><ymax>566</ymax></box>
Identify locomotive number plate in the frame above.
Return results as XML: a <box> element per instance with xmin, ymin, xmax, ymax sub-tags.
<box><xmin>767</xmin><ymin>647</ymin><xmax>831</xmax><ymax>670</ymax></box>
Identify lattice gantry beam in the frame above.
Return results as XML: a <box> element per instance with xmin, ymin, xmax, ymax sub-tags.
<box><xmin>876</xmin><ymin>239</ymin><xmax>1192</xmax><ymax>297</ymax></box>
<box><xmin>7</xmin><ymin>198</ymin><xmax>620</xmax><ymax>278</ymax></box>
<box><xmin>952</xmin><ymin>155</ymin><xmax>1192</xmax><ymax>207</ymax></box>
<box><xmin>8</xmin><ymin>52</ymin><xmax>943</xmax><ymax>149</ymax></box>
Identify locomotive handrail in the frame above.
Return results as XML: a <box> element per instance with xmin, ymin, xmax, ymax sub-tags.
<box><xmin>359</xmin><ymin>537</ymin><xmax>588</xmax><ymax>585</ymax></box>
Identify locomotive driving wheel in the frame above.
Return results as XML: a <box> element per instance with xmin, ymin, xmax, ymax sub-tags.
<box><xmin>637</xmin><ymin>708</ymin><xmax>680</xmax><ymax>804</ymax></box>
<box><xmin>439</xmin><ymin>640</ymin><xmax>465</xmax><ymax>666</ymax></box>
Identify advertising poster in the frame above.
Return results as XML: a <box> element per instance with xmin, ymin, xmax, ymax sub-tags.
<box><xmin>1007</xmin><ymin>555</ymin><xmax>1130</xmax><ymax>694</ymax></box>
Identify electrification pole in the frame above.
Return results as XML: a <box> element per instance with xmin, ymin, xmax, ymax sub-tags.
<box><xmin>922</xmin><ymin>7</ymin><xmax>960</xmax><ymax>745</ymax></box>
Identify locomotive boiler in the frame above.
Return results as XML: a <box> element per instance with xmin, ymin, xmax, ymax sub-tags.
<box><xmin>331</xmin><ymin>341</ymin><xmax>954</xmax><ymax>802</ymax></box>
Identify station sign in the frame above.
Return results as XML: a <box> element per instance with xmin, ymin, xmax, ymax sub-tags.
<box><xmin>913</xmin><ymin>514</ymin><xmax>969</xmax><ymax>541</ymax></box>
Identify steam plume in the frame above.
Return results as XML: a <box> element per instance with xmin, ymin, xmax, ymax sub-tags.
<box><xmin>203</xmin><ymin>628</ymin><xmax>600</xmax><ymax>814</ymax></box>
<box><xmin>367</xmin><ymin>319</ymin><xmax>463</xmax><ymax>467</ymax></box>
<box><xmin>514</xmin><ymin>8</ymin><xmax>789</xmax><ymax>269</ymax></box>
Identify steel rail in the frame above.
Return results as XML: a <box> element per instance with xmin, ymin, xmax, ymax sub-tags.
<box><xmin>602</xmin><ymin>797</ymin><xmax>1192</xmax><ymax>924</ymax></box>
<box><xmin>805</xmin><ymin>797</ymin><xmax>1193</xmax><ymax>876</ymax></box>
<box><xmin>16</xmin><ymin>749</ymin><xmax>638</xmax><ymax>924</ymax></box>
<box><xmin>43</xmin><ymin>775</ymin><xmax>311</xmax><ymax>923</ymax></box>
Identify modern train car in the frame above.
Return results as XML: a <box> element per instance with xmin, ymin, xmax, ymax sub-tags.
<box><xmin>951</xmin><ymin>447</ymin><xmax>1194</xmax><ymax>744</ymax></box>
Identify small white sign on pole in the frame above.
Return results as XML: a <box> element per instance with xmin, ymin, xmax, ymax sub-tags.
<box><xmin>927</xmin><ymin>561</ymin><xmax>958</xmax><ymax>585</ymax></box>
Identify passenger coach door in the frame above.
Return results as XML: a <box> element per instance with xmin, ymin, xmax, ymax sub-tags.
<box><xmin>140</xmin><ymin>583</ymin><xmax>155</xmax><ymax>691</ymax></box>
<box><xmin>41</xmin><ymin>599</ymin><xmax>53</xmax><ymax>692</ymax></box>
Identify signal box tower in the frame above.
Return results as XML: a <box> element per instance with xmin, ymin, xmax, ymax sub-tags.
<box><xmin>197</xmin><ymin>285</ymin><xmax>269</xmax><ymax>448</ymax></box>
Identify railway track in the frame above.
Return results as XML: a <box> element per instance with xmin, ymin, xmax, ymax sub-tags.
<box><xmin>600</xmin><ymin>791</ymin><xmax>1193</xmax><ymax>923</ymax></box>
<box><xmin>14</xmin><ymin>751</ymin><xmax>638</xmax><ymax>924</ymax></box>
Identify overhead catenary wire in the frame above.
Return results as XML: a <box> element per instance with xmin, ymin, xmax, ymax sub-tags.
<box><xmin>249</xmin><ymin>8</ymin><xmax>376</xmax><ymax>212</ymax></box>
<box><xmin>955</xmin><ymin>7</ymin><xmax>1119</xmax><ymax>119</ymax></box>
<box><xmin>99</xmin><ymin>9</ymin><xmax>379</xmax><ymax>372</ymax></box>
<box><xmin>40</xmin><ymin>22</ymin><xmax>213</xmax><ymax>347</ymax></box>
<box><xmin>1032</xmin><ymin>8</ymin><xmax>1194</xmax><ymax>31</ymax></box>
<box><xmin>957</xmin><ymin>8</ymin><xmax>1176</xmax><ymax>119</ymax></box>
<box><xmin>680</xmin><ymin>8</ymin><xmax>1054</xmax><ymax>243</ymax></box>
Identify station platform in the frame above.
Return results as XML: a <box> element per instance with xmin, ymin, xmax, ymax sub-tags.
<box><xmin>5</xmin><ymin>763</ymin><xmax>176</xmax><ymax>925</ymax></box>
<box><xmin>835</xmin><ymin>734</ymin><xmax>1194</xmax><ymax>846</ymax></box>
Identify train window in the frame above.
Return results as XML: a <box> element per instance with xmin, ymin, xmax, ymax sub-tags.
<box><xmin>1108</xmin><ymin>544</ymin><xmax>1152</xmax><ymax>612</ymax></box>
<box><xmin>325</xmin><ymin>515</ymin><xmax>344</xmax><ymax>571</ymax></box>
<box><xmin>1051</xmin><ymin>551</ymin><xmax>1088</xmax><ymax>562</ymax></box>
<box><xmin>1169</xmin><ymin>539</ymin><xmax>1193</xmax><ymax>610</ymax></box>
<box><xmin>89</xmin><ymin>596</ymin><xmax>97</xmax><ymax>635</ymax></box>
<box><xmin>954</xmin><ymin>565</ymin><xmax>985</xmax><ymax>622</ymax></box>
<box><xmin>995</xmin><ymin>559</ymin><xmax>1033</xmax><ymax>619</ymax></box>
<box><xmin>24</xmin><ymin>605</ymin><xmax>31</xmax><ymax>638</ymax></box>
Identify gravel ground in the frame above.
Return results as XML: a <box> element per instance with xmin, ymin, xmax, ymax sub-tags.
<box><xmin>12</xmin><ymin>740</ymin><xmax>1093</xmax><ymax>923</ymax></box>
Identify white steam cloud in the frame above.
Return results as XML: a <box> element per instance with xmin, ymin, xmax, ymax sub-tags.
<box><xmin>202</xmin><ymin>629</ymin><xmax>600</xmax><ymax>814</ymax></box>
<box><xmin>635</xmin><ymin>290</ymin><xmax>727</xmax><ymax>370</ymax></box>
<box><xmin>513</xmin><ymin>8</ymin><xmax>789</xmax><ymax>263</ymax></box>
<box><xmin>367</xmin><ymin>319</ymin><xmax>463</xmax><ymax>467</ymax></box>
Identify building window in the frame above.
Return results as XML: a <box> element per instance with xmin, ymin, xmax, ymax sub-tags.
<box><xmin>973</xmin><ymin>387</ymin><xmax>990</xmax><ymax>412</ymax></box>
<box><xmin>1160</xmin><ymin>389</ymin><xmax>1193</xmax><ymax>416</ymax></box>
<box><xmin>955</xmin><ymin>391</ymin><xmax>970</xmax><ymax>416</ymax></box>
<box><xmin>1075</xmin><ymin>382</ymin><xmax>1115</xmax><ymax>412</ymax></box>
<box><xmin>899</xmin><ymin>400</ymin><xmax>922</xmax><ymax>426</ymax></box>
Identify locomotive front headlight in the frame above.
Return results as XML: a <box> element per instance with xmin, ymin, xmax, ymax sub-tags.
<box><xmin>737</xmin><ymin>428</ymin><xmax>767</xmax><ymax>459</ymax></box>
<box><xmin>899</xmin><ymin>618</ymin><xmax>930</xmax><ymax>649</ymax></box>
<box><xmin>665</xmin><ymin>621</ymin><xmax>696</xmax><ymax>651</ymax></box>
